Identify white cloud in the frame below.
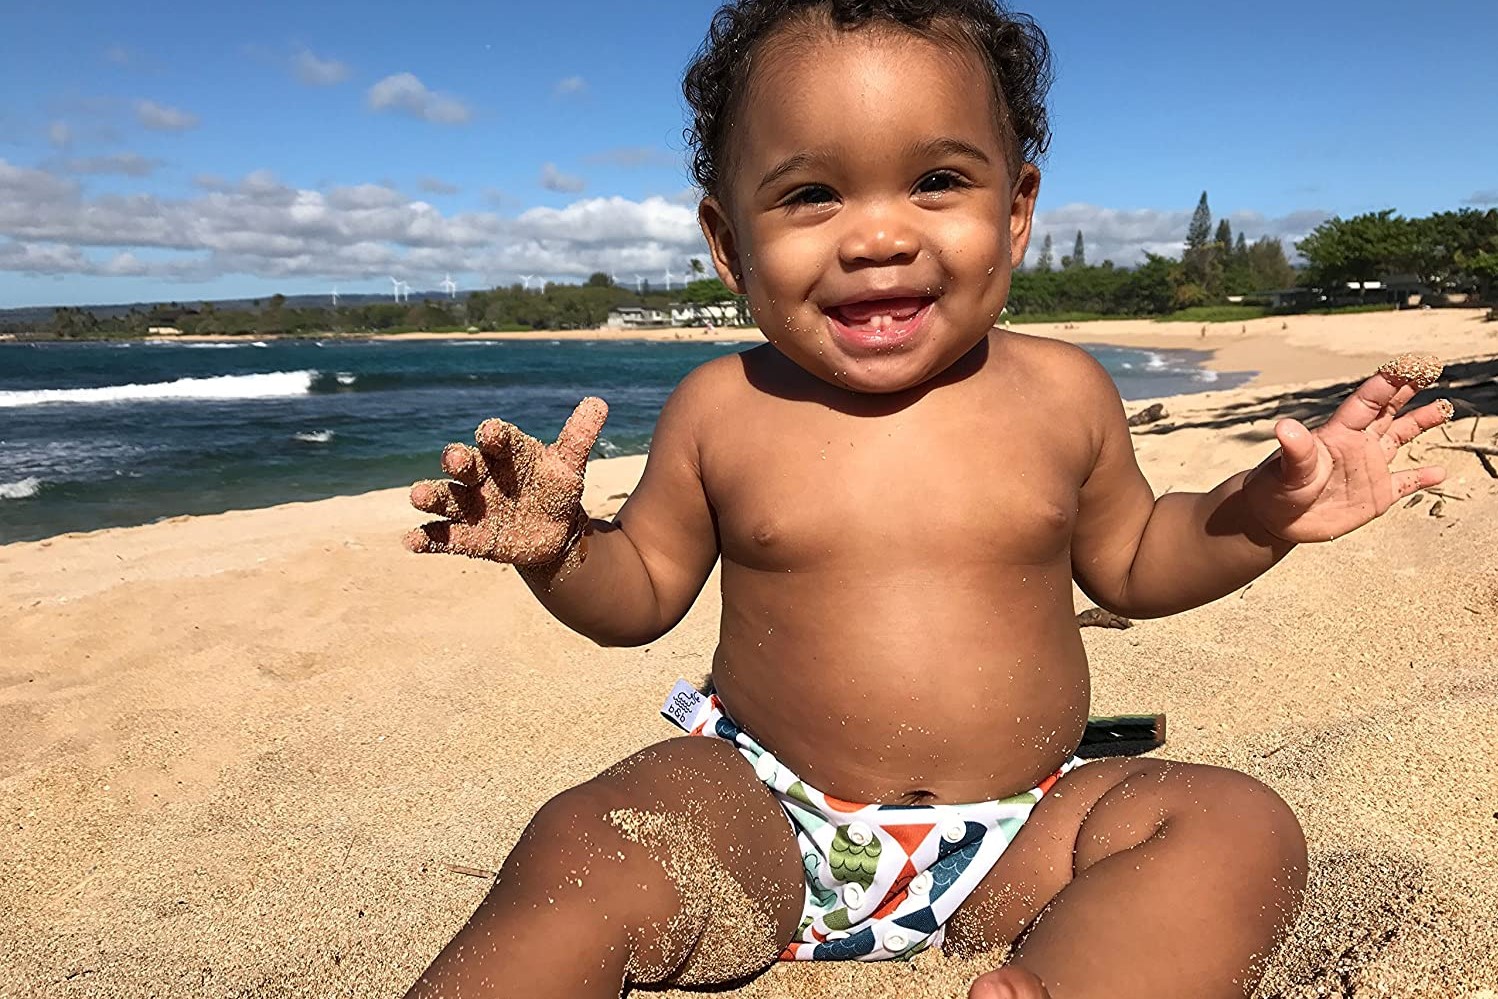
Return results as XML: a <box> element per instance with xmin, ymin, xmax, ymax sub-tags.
<box><xmin>59</xmin><ymin>153</ymin><xmax>161</xmax><ymax>177</ymax></box>
<box><xmin>366</xmin><ymin>73</ymin><xmax>471</xmax><ymax>125</ymax></box>
<box><xmin>48</xmin><ymin>121</ymin><xmax>73</xmax><ymax>149</ymax></box>
<box><xmin>418</xmin><ymin>176</ymin><xmax>459</xmax><ymax>195</ymax></box>
<box><xmin>134</xmin><ymin>99</ymin><xmax>199</xmax><ymax>132</ymax></box>
<box><xmin>1466</xmin><ymin>190</ymin><xmax>1498</xmax><ymax>207</ymax></box>
<box><xmin>294</xmin><ymin>48</ymin><xmax>350</xmax><ymax>86</ymax></box>
<box><xmin>540</xmin><ymin>163</ymin><xmax>586</xmax><ymax>193</ymax></box>
<box><xmin>1027</xmin><ymin>203</ymin><xmax>1329</xmax><ymax>266</ymax></box>
<box><xmin>0</xmin><ymin>160</ymin><xmax>706</xmax><ymax>285</ymax></box>
<box><xmin>553</xmin><ymin>76</ymin><xmax>587</xmax><ymax>98</ymax></box>
<box><xmin>103</xmin><ymin>44</ymin><xmax>134</xmax><ymax>68</ymax></box>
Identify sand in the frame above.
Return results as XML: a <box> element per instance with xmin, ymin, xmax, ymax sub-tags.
<box><xmin>5</xmin><ymin>309</ymin><xmax>1497</xmax><ymax>998</ymax></box>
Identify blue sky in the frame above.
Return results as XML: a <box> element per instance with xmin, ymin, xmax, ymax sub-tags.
<box><xmin>3</xmin><ymin>0</ymin><xmax>1495</xmax><ymax>308</ymax></box>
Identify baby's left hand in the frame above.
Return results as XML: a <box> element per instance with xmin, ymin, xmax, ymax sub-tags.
<box><xmin>1243</xmin><ymin>353</ymin><xmax>1454</xmax><ymax>543</ymax></box>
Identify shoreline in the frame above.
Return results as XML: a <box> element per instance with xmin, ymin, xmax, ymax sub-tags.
<box><xmin>129</xmin><ymin>307</ymin><xmax>1494</xmax><ymax>390</ymax></box>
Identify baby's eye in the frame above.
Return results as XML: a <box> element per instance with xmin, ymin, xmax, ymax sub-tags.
<box><xmin>783</xmin><ymin>184</ymin><xmax>836</xmax><ymax>208</ymax></box>
<box><xmin>913</xmin><ymin>170</ymin><xmax>970</xmax><ymax>196</ymax></box>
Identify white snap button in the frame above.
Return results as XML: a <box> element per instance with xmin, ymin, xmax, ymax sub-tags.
<box><xmin>883</xmin><ymin>929</ymin><xmax>910</xmax><ymax>952</ymax></box>
<box><xmin>842</xmin><ymin>882</ymin><xmax>866</xmax><ymax>909</ymax></box>
<box><xmin>846</xmin><ymin>821</ymin><xmax>873</xmax><ymax>847</ymax></box>
<box><xmin>941</xmin><ymin>820</ymin><xmax>966</xmax><ymax>844</ymax></box>
<box><xmin>908</xmin><ymin>871</ymin><xmax>933</xmax><ymax>896</ymax></box>
<box><xmin>754</xmin><ymin>752</ymin><xmax>778</xmax><ymax>783</ymax></box>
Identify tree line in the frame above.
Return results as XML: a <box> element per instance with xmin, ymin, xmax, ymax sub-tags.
<box><xmin>38</xmin><ymin>270</ymin><xmax>746</xmax><ymax>339</ymax></box>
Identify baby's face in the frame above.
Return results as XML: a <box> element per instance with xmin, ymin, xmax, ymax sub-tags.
<box><xmin>700</xmin><ymin>25</ymin><xmax>1039</xmax><ymax>394</ymax></box>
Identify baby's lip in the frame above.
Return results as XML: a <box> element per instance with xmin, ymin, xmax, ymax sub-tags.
<box><xmin>824</xmin><ymin>286</ymin><xmax>937</xmax><ymax>310</ymax></box>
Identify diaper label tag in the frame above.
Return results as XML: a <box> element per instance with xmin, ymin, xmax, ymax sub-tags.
<box><xmin>661</xmin><ymin>678</ymin><xmax>707</xmax><ymax>732</ymax></box>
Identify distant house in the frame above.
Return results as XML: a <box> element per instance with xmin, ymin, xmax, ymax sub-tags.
<box><xmin>670</xmin><ymin>302</ymin><xmax>739</xmax><ymax>326</ymax></box>
<box><xmin>147</xmin><ymin>326</ymin><xmax>184</xmax><ymax>336</ymax></box>
<box><xmin>604</xmin><ymin>307</ymin><xmax>670</xmax><ymax>329</ymax></box>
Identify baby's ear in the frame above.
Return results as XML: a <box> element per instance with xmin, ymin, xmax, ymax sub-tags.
<box><xmin>698</xmin><ymin>197</ymin><xmax>746</xmax><ymax>295</ymax></box>
<box><xmin>1008</xmin><ymin>164</ymin><xmax>1042</xmax><ymax>269</ymax></box>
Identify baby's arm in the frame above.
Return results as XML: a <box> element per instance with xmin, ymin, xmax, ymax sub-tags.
<box><xmin>405</xmin><ymin>365</ymin><xmax>721</xmax><ymax>647</ymax></box>
<box><xmin>1068</xmin><ymin>351</ymin><xmax>1448</xmax><ymax>619</ymax></box>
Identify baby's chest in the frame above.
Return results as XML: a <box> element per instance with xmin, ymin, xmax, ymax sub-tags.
<box><xmin>709</xmin><ymin>424</ymin><xmax>1082</xmax><ymax>571</ymax></box>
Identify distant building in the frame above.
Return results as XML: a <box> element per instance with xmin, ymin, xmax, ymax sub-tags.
<box><xmin>670</xmin><ymin>302</ymin><xmax>740</xmax><ymax>326</ymax></box>
<box><xmin>604</xmin><ymin>307</ymin><xmax>670</xmax><ymax>329</ymax></box>
<box><xmin>147</xmin><ymin>326</ymin><xmax>184</xmax><ymax>336</ymax></box>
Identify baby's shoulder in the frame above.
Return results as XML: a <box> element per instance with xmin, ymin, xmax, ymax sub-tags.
<box><xmin>992</xmin><ymin>330</ymin><xmax>1123</xmax><ymax>409</ymax></box>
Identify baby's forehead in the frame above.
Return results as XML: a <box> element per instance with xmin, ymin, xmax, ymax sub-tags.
<box><xmin>730</xmin><ymin>24</ymin><xmax>1012</xmax><ymax>166</ymax></box>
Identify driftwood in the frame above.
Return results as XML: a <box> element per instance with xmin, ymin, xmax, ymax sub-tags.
<box><xmin>1432</xmin><ymin>443</ymin><xmax>1498</xmax><ymax>478</ymax></box>
<box><xmin>445</xmin><ymin>864</ymin><xmax>498</xmax><ymax>881</ymax></box>
<box><xmin>1126</xmin><ymin>403</ymin><xmax>1168</xmax><ymax>428</ymax></box>
<box><xmin>1077</xmin><ymin>608</ymin><xmax>1133</xmax><ymax>629</ymax></box>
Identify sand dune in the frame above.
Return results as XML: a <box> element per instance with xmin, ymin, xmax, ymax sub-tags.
<box><xmin>3</xmin><ymin>311</ymin><xmax>1496</xmax><ymax>998</ymax></box>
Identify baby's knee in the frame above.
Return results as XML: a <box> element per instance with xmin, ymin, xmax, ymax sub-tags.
<box><xmin>1178</xmin><ymin>765</ymin><xmax>1308</xmax><ymax>888</ymax></box>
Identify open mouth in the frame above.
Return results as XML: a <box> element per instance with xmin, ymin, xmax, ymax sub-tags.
<box><xmin>824</xmin><ymin>296</ymin><xmax>935</xmax><ymax>351</ymax></box>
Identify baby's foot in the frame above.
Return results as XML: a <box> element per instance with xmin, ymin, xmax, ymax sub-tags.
<box><xmin>968</xmin><ymin>966</ymin><xmax>1051</xmax><ymax>999</ymax></box>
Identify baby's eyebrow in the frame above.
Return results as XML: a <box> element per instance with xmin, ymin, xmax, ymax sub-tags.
<box><xmin>904</xmin><ymin>136</ymin><xmax>992</xmax><ymax>167</ymax></box>
<box><xmin>756</xmin><ymin>137</ymin><xmax>993</xmax><ymax>193</ymax></box>
<box><xmin>756</xmin><ymin>151</ymin><xmax>830</xmax><ymax>193</ymax></box>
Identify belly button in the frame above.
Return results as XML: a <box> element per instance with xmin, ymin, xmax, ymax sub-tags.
<box><xmin>900</xmin><ymin>789</ymin><xmax>937</xmax><ymax>805</ymax></box>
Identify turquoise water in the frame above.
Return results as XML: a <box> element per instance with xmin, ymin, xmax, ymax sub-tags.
<box><xmin>0</xmin><ymin>338</ymin><xmax>1241</xmax><ymax>543</ymax></box>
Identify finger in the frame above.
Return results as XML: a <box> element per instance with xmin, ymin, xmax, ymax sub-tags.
<box><xmin>441</xmin><ymin>443</ymin><xmax>483</xmax><ymax>485</ymax></box>
<box><xmin>1391</xmin><ymin>464</ymin><xmax>1446</xmax><ymax>499</ymax></box>
<box><xmin>403</xmin><ymin>519</ymin><xmax>500</xmax><ymax>560</ymax></box>
<box><xmin>553</xmin><ymin>396</ymin><xmax>608</xmax><ymax>472</ymax></box>
<box><xmin>1274</xmin><ymin>418</ymin><xmax>1320</xmax><ymax>488</ymax></box>
<box><xmin>403</xmin><ymin>522</ymin><xmax>448</xmax><ymax>554</ymax></box>
<box><xmin>1380</xmin><ymin>398</ymin><xmax>1456</xmax><ymax>457</ymax></box>
<box><xmin>409</xmin><ymin>479</ymin><xmax>479</xmax><ymax>521</ymax></box>
<box><xmin>1367</xmin><ymin>381</ymin><xmax>1419</xmax><ymax>437</ymax></box>
<box><xmin>475</xmin><ymin>418</ymin><xmax>542</xmax><ymax>494</ymax></box>
<box><xmin>1329</xmin><ymin>353</ymin><xmax>1443</xmax><ymax>434</ymax></box>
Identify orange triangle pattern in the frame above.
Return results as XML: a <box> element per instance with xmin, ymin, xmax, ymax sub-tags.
<box><xmin>886</xmin><ymin>822</ymin><xmax>935</xmax><ymax>858</ymax></box>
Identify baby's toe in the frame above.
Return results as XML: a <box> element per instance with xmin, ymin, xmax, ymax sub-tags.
<box><xmin>969</xmin><ymin>966</ymin><xmax>1050</xmax><ymax>999</ymax></box>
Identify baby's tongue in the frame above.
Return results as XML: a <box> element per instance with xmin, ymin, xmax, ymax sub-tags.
<box><xmin>831</xmin><ymin>297</ymin><xmax>926</xmax><ymax>326</ymax></box>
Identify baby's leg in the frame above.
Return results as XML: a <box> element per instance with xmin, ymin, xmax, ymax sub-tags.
<box><xmin>948</xmin><ymin>759</ymin><xmax>1307</xmax><ymax>999</ymax></box>
<box><xmin>405</xmin><ymin>737</ymin><xmax>805</xmax><ymax>999</ymax></box>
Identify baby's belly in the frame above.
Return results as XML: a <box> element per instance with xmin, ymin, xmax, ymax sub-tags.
<box><xmin>710</xmin><ymin>560</ymin><xmax>1090</xmax><ymax>804</ymax></box>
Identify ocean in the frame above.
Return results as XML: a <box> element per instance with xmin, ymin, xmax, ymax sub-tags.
<box><xmin>0</xmin><ymin>338</ymin><xmax>1243</xmax><ymax>543</ymax></box>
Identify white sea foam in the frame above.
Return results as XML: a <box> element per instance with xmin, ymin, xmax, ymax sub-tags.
<box><xmin>0</xmin><ymin>370</ymin><xmax>317</xmax><ymax>408</ymax></box>
<box><xmin>251</xmin><ymin>341</ymin><xmax>269</xmax><ymax>348</ymax></box>
<box><xmin>1194</xmin><ymin>369</ymin><xmax>1220</xmax><ymax>383</ymax></box>
<box><xmin>1143</xmin><ymin>351</ymin><xmax>1169</xmax><ymax>371</ymax></box>
<box><xmin>335</xmin><ymin>372</ymin><xmax>357</xmax><ymax>386</ymax></box>
<box><xmin>181</xmin><ymin>343</ymin><xmax>246</xmax><ymax>350</ymax></box>
<box><xmin>0</xmin><ymin>477</ymin><xmax>42</xmax><ymax>500</ymax></box>
<box><xmin>294</xmin><ymin>430</ymin><xmax>335</xmax><ymax>443</ymax></box>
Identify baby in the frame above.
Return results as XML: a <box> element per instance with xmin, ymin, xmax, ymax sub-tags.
<box><xmin>401</xmin><ymin>2</ymin><xmax>1452</xmax><ymax>996</ymax></box>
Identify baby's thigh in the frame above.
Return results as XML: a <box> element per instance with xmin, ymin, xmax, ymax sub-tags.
<box><xmin>945</xmin><ymin>758</ymin><xmax>1307</xmax><ymax>956</ymax></box>
<box><xmin>531</xmin><ymin>736</ymin><xmax>805</xmax><ymax>980</ymax></box>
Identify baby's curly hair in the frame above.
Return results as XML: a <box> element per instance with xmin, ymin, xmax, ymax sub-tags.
<box><xmin>683</xmin><ymin>0</ymin><xmax>1052</xmax><ymax>198</ymax></box>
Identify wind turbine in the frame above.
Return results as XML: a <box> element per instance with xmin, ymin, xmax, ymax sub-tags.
<box><xmin>400</xmin><ymin>281</ymin><xmax>412</xmax><ymax>303</ymax></box>
<box><xmin>520</xmin><ymin>274</ymin><xmax>535</xmax><ymax>291</ymax></box>
<box><xmin>634</xmin><ymin>274</ymin><xmax>645</xmax><ymax>294</ymax></box>
<box><xmin>389</xmin><ymin>276</ymin><xmax>402</xmax><ymax>303</ymax></box>
<box><xmin>663</xmin><ymin>267</ymin><xmax>674</xmax><ymax>292</ymax></box>
<box><xmin>441</xmin><ymin>274</ymin><xmax>457</xmax><ymax>299</ymax></box>
<box><xmin>331</xmin><ymin>286</ymin><xmax>339</xmax><ymax>307</ymax></box>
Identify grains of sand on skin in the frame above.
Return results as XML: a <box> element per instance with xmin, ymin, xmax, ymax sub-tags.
<box><xmin>605</xmin><ymin>806</ymin><xmax>783</xmax><ymax>986</ymax></box>
<box><xmin>1375</xmin><ymin>352</ymin><xmax>1444</xmax><ymax>390</ymax></box>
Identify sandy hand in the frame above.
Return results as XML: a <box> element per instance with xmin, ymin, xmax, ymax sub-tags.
<box><xmin>403</xmin><ymin>397</ymin><xmax>607</xmax><ymax>565</ymax></box>
<box><xmin>1242</xmin><ymin>353</ymin><xmax>1453</xmax><ymax>544</ymax></box>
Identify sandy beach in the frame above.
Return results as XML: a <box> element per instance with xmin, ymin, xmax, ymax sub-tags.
<box><xmin>5</xmin><ymin>310</ymin><xmax>1498</xmax><ymax>998</ymax></box>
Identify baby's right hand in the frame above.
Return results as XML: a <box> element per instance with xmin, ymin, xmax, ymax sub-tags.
<box><xmin>403</xmin><ymin>397</ymin><xmax>607</xmax><ymax>565</ymax></box>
